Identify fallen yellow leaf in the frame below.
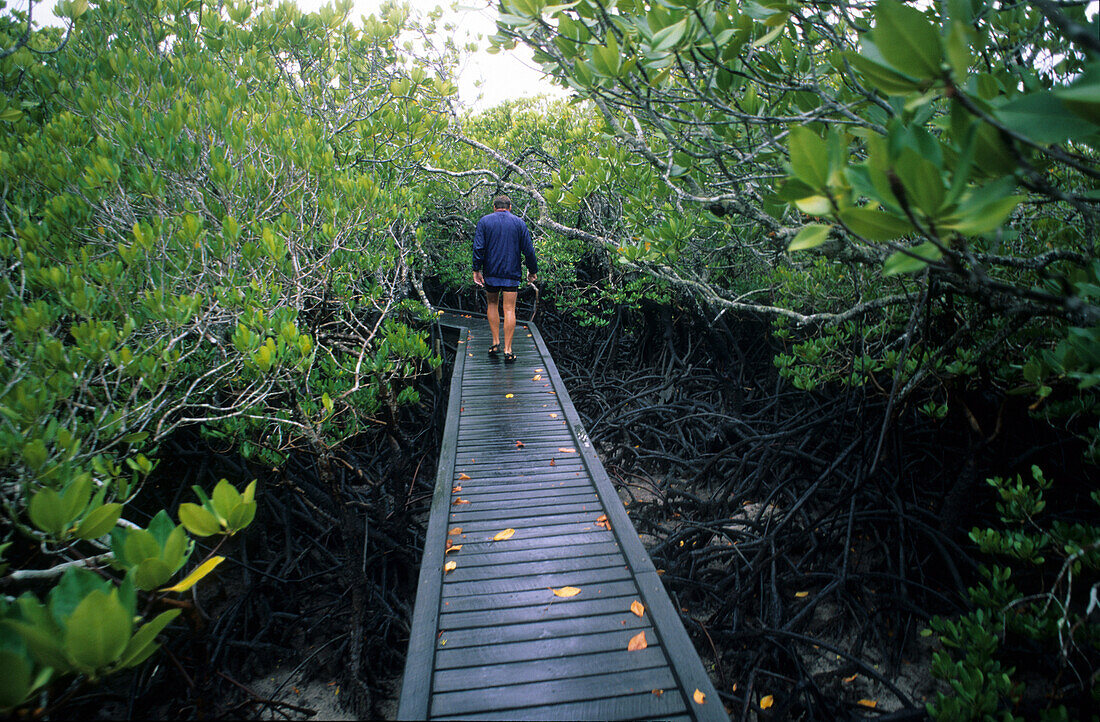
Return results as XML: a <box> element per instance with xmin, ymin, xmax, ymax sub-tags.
<box><xmin>453</xmin><ymin>498</ymin><xmax>470</xmax><ymax>505</ymax></box>
<box><xmin>448</xmin><ymin>527</ymin><xmax>462</xmax><ymax>535</ymax></box>
<box><xmin>558</xmin><ymin>447</ymin><xmax>576</xmax><ymax>453</ymax></box>
<box><xmin>731</xmin><ymin>683</ymin><xmax>737</xmax><ymax>692</ymax></box>
<box><xmin>842</xmin><ymin>673</ymin><xmax>858</xmax><ymax>684</ymax></box>
<box><xmin>652</xmin><ymin>689</ymin><xmax>664</xmax><ymax>696</ymax></box>
<box><xmin>533</xmin><ymin>374</ymin><xmax>542</xmax><ymax>380</ymax></box>
<box><xmin>445</xmin><ymin>544</ymin><xmax>462</xmax><ymax>554</ymax></box>
<box><xmin>505</xmin><ymin>393</ymin><xmax>514</xmax><ymax>398</ymax></box>
<box><xmin>858</xmin><ymin>700</ymin><xmax>877</xmax><ymax>708</ymax></box>
<box><xmin>630</xmin><ymin>600</ymin><xmax>645</xmax><ymax>617</ymax></box>
<box><xmin>160</xmin><ymin>556</ymin><xmax>225</xmax><ymax>593</ymax></box>
<box><xmin>795</xmin><ymin>591</ymin><xmax>809</xmax><ymax>598</ymax></box>
<box><xmin>552</xmin><ymin>586</ymin><xmax>581</xmax><ymax>597</ymax></box>
<box><xmin>550</xmin><ymin>413</ymin><xmax>558</xmax><ymax>418</ymax></box>
<box><xmin>452</xmin><ymin>485</ymin><xmax>462</xmax><ymax>493</ymax></box>
<box><xmin>443</xmin><ymin>560</ymin><xmax>456</xmax><ymax>572</ymax></box>
<box><xmin>627</xmin><ymin>630</ymin><xmax>647</xmax><ymax>651</ymax></box>
<box><xmin>693</xmin><ymin>689</ymin><xmax>706</xmax><ymax>705</ymax></box>
<box><xmin>760</xmin><ymin>695</ymin><xmax>774</xmax><ymax>709</ymax></box>
<box><xmin>493</xmin><ymin>528</ymin><xmax>516</xmax><ymax>541</ymax></box>
<box><xmin>457</xmin><ymin>473</ymin><xmax>470</xmax><ymax>480</ymax></box>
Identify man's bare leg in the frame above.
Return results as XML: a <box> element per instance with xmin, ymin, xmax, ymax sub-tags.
<box><xmin>502</xmin><ymin>291</ymin><xmax>518</xmax><ymax>354</ymax></box>
<box><xmin>485</xmin><ymin>290</ymin><xmax>501</xmax><ymax>348</ymax></box>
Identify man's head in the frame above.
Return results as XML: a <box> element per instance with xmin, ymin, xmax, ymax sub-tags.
<box><xmin>493</xmin><ymin>195</ymin><xmax>511</xmax><ymax>210</ymax></box>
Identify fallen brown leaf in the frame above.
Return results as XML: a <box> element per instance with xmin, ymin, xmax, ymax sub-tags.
<box><xmin>452</xmin><ymin>498</ymin><xmax>470</xmax><ymax>505</ymax></box>
<box><xmin>443</xmin><ymin>560</ymin><xmax>456</xmax><ymax>573</ymax></box>
<box><xmin>651</xmin><ymin>689</ymin><xmax>664</xmax><ymax>697</ymax></box>
<box><xmin>515</xmin><ymin>440</ymin><xmax>525</xmax><ymax>448</ymax></box>
<box><xmin>857</xmin><ymin>700</ymin><xmax>877</xmax><ymax>709</ymax></box>
<box><xmin>552</xmin><ymin>586</ymin><xmax>581</xmax><ymax>597</ymax></box>
<box><xmin>558</xmin><ymin>447</ymin><xmax>576</xmax><ymax>453</ymax></box>
<box><xmin>627</xmin><ymin>631</ymin><xmax>647</xmax><ymax>651</ymax></box>
<box><xmin>447</xmin><ymin>527</ymin><xmax>462</xmax><ymax>535</ymax></box>
<box><xmin>842</xmin><ymin>673</ymin><xmax>858</xmax><ymax>684</ymax></box>
<box><xmin>693</xmin><ymin>689</ymin><xmax>706</xmax><ymax>705</ymax></box>
<box><xmin>444</xmin><ymin>544</ymin><xmax>461</xmax><ymax>554</ymax></box>
<box><xmin>458</xmin><ymin>473</ymin><xmax>470</xmax><ymax>480</ymax></box>
<box><xmin>452</xmin><ymin>485</ymin><xmax>462</xmax><ymax>493</ymax></box>
<box><xmin>493</xmin><ymin>528</ymin><xmax>516</xmax><ymax>541</ymax></box>
<box><xmin>630</xmin><ymin>600</ymin><xmax>645</xmax><ymax>617</ymax></box>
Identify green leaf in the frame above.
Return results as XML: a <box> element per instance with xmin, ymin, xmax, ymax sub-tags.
<box><xmin>839</xmin><ymin>208</ymin><xmax>914</xmax><ymax>241</ymax></box>
<box><xmin>894</xmin><ymin>149</ymin><xmax>945</xmax><ymax>215</ymax></box>
<box><xmin>651</xmin><ymin>19</ymin><xmax>687</xmax><ymax>52</ymax></box>
<box><xmin>873</xmin><ymin>0</ymin><xmax>943</xmax><ymax>79</ymax></box>
<box><xmin>883</xmin><ymin>241</ymin><xmax>943</xmax><ymax>275</ymax></box>
<box><xmin>116</xmin><ymin>609</ymin><xmax>180</xmax><ymax>669</ymax></box>
<box><xmin>211</xmin><ymin>479</ymin><xmax>242</xmax><ymax>520</ymax></box>
<box><xmin>1054</xmin><ymin>62</ymin><xmax>1100</xmax><ymax>123</ymax></box>
<box><xmin>75</xmin><ymin>503</ymin><xmax>123</xmax><ymax>540</ymax></box>
<box><xmin>28</xmin><ymin>488</ymin><xmax>67</xmax><ymax>537</ymax></box>
<box><xmin>226</xmin><ymin>501</ymin><xmax>256</xmax><ymax>531</ymax></box>
<box><xmin>941</xmin><ymin>195</ymin><xmax>1024</xmax><ymax>235</ymax></box>
<box><xmin>64</xmin><ymin>590</ymin><xmax>131</xmax><ymax>675</ymax></box>
<box><xmin>0</xmin><ymin>649</ymin><xmax>33</xmax><ymax>709</ymax></box>
<box><xmin>49</xmin><ymin>567</ymin><xmax>107</xmax><ymax>627</ymax></box>
<box><xmin>2</xmin><ymin>621</ymin><xmax>69</xmax><ymax>673</ymax></box>
<box><xmin>996</xmin><ymin>92</ymin><xmax>1098</xmax><ymax>145</ymax></box>
<box><xmin>846</xmin><ymin>50</ymin><xmax>922</xmax><ymax>95</ymax></box>
<box><xmin>132</xmin><ymin>558</ymin><xmax>174</xmax><ymax>591</ymax></box>
<box><xmin>945</xmin><ymin>21</ymin><xmax>972</xmax><ymax>79</ymax></box>
<box><xmin>788</xmin><ymin>127</ymin><xmax>829</xmax><ymax>189</ymax></box>
<box><xmin>794</xmin><ymin>195</ymin><xmax>832</xmax><ymax>215</ymax></box>
<box><xmin>123</xmin><ymin>529</ymin><xmax>160</xmax><ymax>567</ymax></box>
<box><xmin>788</xmin><ymin>224</ymin><xmax>832</xmax><ymax>251</ymax></box>
<box><xmin>178</xmin><ymin>503</ymin><xmax>221</xmax><ymax>536</ymax></box>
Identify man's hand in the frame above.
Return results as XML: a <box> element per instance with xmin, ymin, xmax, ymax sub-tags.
<box><xmin>527</xmin><ymin>271</ymin><xmax>537</xmax><ymax>283</ymax></box>
<box><xmin>473</xmin><ymin>270</ymin><xmax>484</xmax><ymax>287</ymax></box>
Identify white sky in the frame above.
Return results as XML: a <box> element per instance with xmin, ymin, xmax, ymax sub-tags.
<box><xmin>11</xmin><ymin>0</ymin><xmax>565</xmax><ymax>109</ymax></box>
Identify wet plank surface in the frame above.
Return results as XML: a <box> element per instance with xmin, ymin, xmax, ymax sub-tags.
<box><xmin>398</xmin><ymin>311</ymin><xmax>726</xmax><ymax>721</ymax></box>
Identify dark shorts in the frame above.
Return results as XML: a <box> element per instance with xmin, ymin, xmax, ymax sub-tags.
<box><xmin>484</xmin><ymin>284</ymin><xmax>518</xmax><ymax>294</ymax></box>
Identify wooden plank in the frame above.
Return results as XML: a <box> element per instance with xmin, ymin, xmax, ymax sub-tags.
<box><xmin>441</xmin><ymin>553</ymin><xmax>625</xmax><ymax>583</ymax></box>
<box><xmin>433</xmin><ymin>646</ymin><xmax>667</xmax><ymax>692</ymax></box>
<box><xmin>442</xmin><ymin>565</ymin><xmax>632</xmax><ymax>598</ymax></box>
<box><xmin>439</xmin><ymin>593</ymin><xmax>640</xmax><ymax>630</ymax></box>
<box><xmin>445</xmin><ymin>518</ymin><xmax>613</xmax><ymax>538</ymax></box>
<box><xmin>440</xmin><ymin>691</ymin><xmax>688</xmax><ymax>721</ymax></box>
<box><xmin>439</xmin><ymin>579</ymin><xmax>640</xmax><ymax>614</ymax></box>
<box><xmin>431</xmin><ymin>667</ymin><xmax>679</xmax><ymax>718</ymax></box>
<box><xmin>434</xmin><ymin>628</ymin><xmax>662</xmax><ymax>671</ymax></box>
<box><xmin>446</xmin><ymin>508</ymin><xmax>603</xmax><ymax>527</ymax></box>
<box><xmin>437</xmin><ymin>612</ymin><xmax>651</xmax><ymax>652</ymax></box>
<box><xmin>453</xmin><ymin>540</ymin><xmax>620</xmax><ymax>568</ymax></box>
<box><xmin>446</xmin><ymin>502</ymin><xmax>602</xmax><ymax>524</ymax></box>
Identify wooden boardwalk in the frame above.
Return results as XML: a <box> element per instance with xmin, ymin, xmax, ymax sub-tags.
<box><xmin>398</xmin><ymin>311</ymin><xmax>725</xmax><ymax>721</ymax></box>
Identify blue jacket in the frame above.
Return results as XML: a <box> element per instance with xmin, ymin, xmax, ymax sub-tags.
<box><xmin>473</xmin><ymin>210</ymin><xmax>537</xmax><ymax>287</ymax></box>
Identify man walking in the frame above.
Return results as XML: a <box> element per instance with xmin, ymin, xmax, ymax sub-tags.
<box><xmin>472</xmin><ymin>195</ymin><xmax>538</xmax><ymax>364</ymax></box>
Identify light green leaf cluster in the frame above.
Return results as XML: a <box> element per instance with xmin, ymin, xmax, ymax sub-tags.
<box><xmin>1</xmin><ymin>0</ymin><xmax>457</xmax><ymax>709</ymax></box>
